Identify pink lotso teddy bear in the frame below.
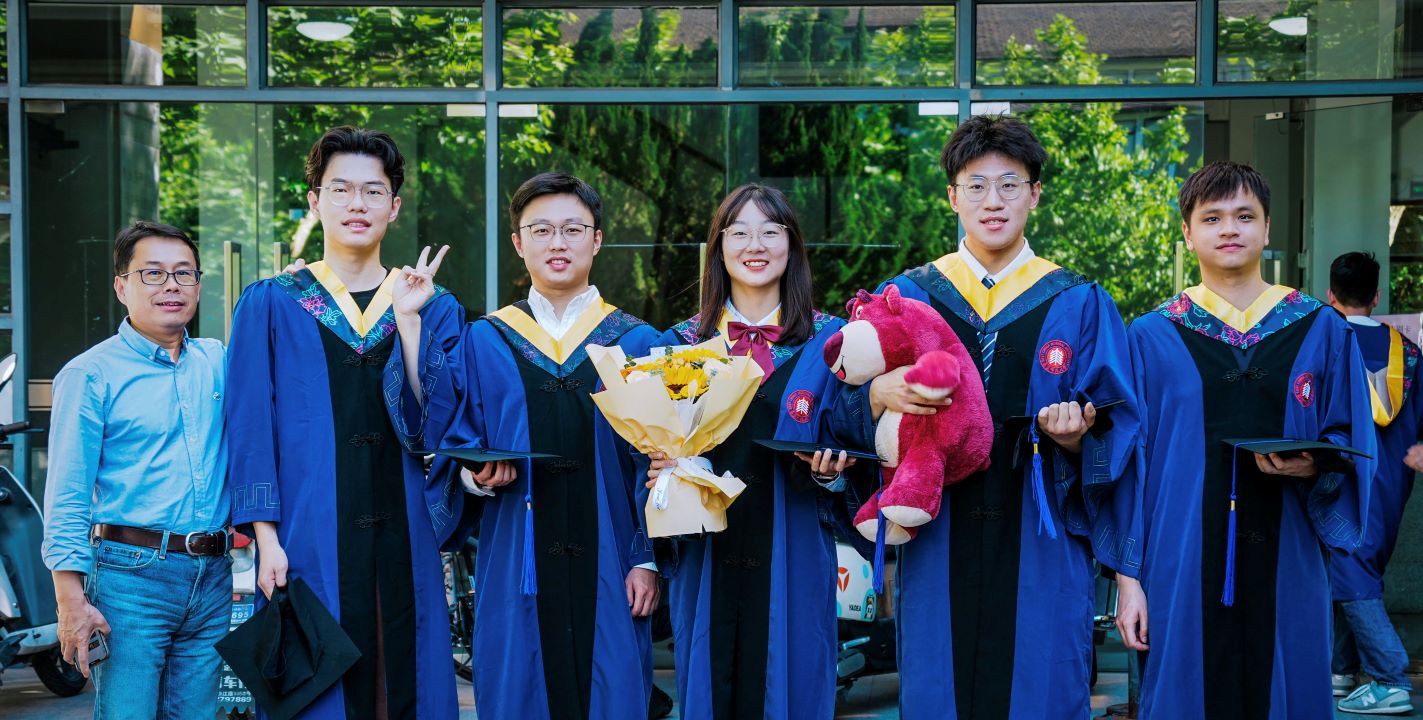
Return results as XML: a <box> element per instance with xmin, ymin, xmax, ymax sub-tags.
<box><xmin>822</xmin><ymin>285</ymin><xmax>994</xmax><ymax>544</ymax></box>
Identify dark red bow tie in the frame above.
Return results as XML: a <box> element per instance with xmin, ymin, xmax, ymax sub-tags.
<box><xmin>727</xmin><ymin>322</ymin><xmax>783</xmax><ymax>382</ymax></box>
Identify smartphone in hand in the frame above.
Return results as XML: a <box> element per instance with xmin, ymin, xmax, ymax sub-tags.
<box><xmin>86</xmin><ymin>629</ymin><xmax>110</xmax><ymax>667</ymax></box>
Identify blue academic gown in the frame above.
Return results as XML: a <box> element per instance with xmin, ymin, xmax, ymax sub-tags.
<box><xmin>1125</xmin><ymin>288</ymin><xmax>1376</xmax><ymax>720</ymax></box>
<box><xmin>842</xmin><ymin>258</ymin><xmax>1138</xmax><ymax>720</ymax></box>
<box><xmin>658</xmin><ymin>312</ymin><xmax>852</xmax><ymax>720</ymax></box>
<box><xmin>1328</xmin><ymin>320</ymin><xmax>1422</xmax><ymax>601</ymax></box>
<box><xmin>386</xmin><ymin>303</ymin><xmax>659</xmax><ymax>720</ymax></box>
<box><xmin>227</xmin><ymin>273</ymin><xmax>463</xmax><ymax>720</ymax></box>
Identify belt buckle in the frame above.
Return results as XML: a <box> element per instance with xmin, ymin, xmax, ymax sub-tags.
<box><xmin>183</xmin><ymin>531</ymin><xmax>206</xmax><ymax>555</ymax></box>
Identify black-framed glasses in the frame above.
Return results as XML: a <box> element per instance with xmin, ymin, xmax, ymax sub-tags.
<box><xmin>520</xmin><ymin>222</ymin><xmax>596</xmax><ymax>244</ymax></box>
<box><xmin>315</xmin><ymin>181</ymin><xmax>393</xmax><ymax>208</ymax></box>
<box><xmin>119</xmin><ymin>269</ymin><xmax>203</xmax><ymax>286</ymax></box>
<box><xmin>954</xmin><ymin>175</ymin><xmax>1032</xmax><ymax>202</ymax></box>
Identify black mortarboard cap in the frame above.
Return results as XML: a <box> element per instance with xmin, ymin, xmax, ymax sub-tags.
<box><xmin>430</xmin><ymin>447</ymin><xmax>558</xmax><ymax>468</ymax></box>
<box><xmin>751</xmin><ymin>439</ymin><xmax>881</xmax><ymax>461</ymax></box>
<box><xmin>215</xmin><ymin>578</ymin><xmax>361</xmax><ymax>720</ymax></box>
<box><xmin>1220</xmin><ymin>438</ymin><xmax>1372</xmax><ymax>460</ymax></box>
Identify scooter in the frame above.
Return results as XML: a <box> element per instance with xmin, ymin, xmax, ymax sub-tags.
<box><xmin>0</xmin><ymin>353</ymin><xmax>88</xmax><ymax>696</ymax></box>
<box><xmin>833</xmin><ymin>540</ymin><xmax>897</xmax><ymax>696</ymax></box>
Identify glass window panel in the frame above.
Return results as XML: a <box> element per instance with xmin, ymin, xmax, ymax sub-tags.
<box><xmin>1218</xmin><ymin>0</ymin><xmax>1423</xmax><ymax>82</ymax></box>
<box><xmin>502</xmin><ymin>7</ymin><xmax>717</xmax><ymax>88</ymax></box>
<box><xmin>498</xmin><ymin>103</ymin><xmax>958</xmax><ymax>328</ymax></box>
<box><xmin>1391</xmin><ymin>206</ymin><xmax>1423</xmax><ymax>311</ymax></box>
<box><xmin>738</xmin><ymin>6</ymin><xmax>955</xmax><ymax>87</ymax></box>
<box><xmin>1</xmin><ymin>2</ymin><xmax>9</xmax><ymax>82</ymax></box>
<box><xmin>28</xmin><ymin>4</ymin><xmax>245</xmax><ymax>86</ymax></box>
<box><xmin>983</xmin><ymin>101</ymin><xmax>1205</xmax><ymax>316</ymax></box>
<box><xmin>976</xmin><ymin>3</ymin><xmax>1195</xmax><ymax>85</ymax></box>
<box><xmin>1389</xmin><ymin>102</ymin><xmax>1423</xmax><ymax>310</ymax></box>
<box><xmin>0</xmin><ymin>220</ymin><xmax>9</xmax><ymax>313</ymax></box>
<box><xmin>267</xmin><ymin>105</ymin><xmax>486</xmax><ymax>308</ymax></box>
<box><xmin>268</xmin><ymin>6</ymin><xmax>483</xmax><ymax>88</ymax></box>
<box><xmin>0</xmin><ymin>105</ymin><xmax>8</xmax><ymax>202</ymax></box>
<box><xmin>26</xmin><ymin>102</ymin><xmax>483</xmax><ymax>386</ymax></box>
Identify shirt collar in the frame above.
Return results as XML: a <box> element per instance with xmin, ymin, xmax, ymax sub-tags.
<box><xmin>118</xmin><ymin>318</ymin><xmax>187</xmax><ymax>365</ymax></box>
<box><xmin>1345</xmin><ymin>315</ymin><xmax>1382</xmax><ymax>327</ymax></box>
<box><xmin>958</xmin><ymin>239</ymin><xmax>1035</xmax><ymax>283</ymax></box>
<box><xmin>725</xmin><ymin>300</ymin><xmax>780</xmax><ymax>327</ymax></box>
<box><xmin>528</xmin><ymin>285</ymin><xmax>601</xmax><ymax>324</ymax></box>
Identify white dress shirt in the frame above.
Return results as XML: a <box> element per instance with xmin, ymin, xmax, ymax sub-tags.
<box><xmin>529</xmin><ymin>285</ymin><xmax>602</xmax><ymax>339</ymax></box>
<box><xmin>959</xmin><ymin>239</ymin><xmax>1036</xmax><ymax>285</ymax></box>
<box><xmin>725</xmin><ymin>300</ymin><xmax>781</xmax><ymax>326</ymax></box>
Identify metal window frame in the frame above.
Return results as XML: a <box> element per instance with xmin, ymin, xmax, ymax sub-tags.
<box><xmin>8</xmin><ymin>0</ymin><xmax>1423</xmax><ymax>479</ymax></box>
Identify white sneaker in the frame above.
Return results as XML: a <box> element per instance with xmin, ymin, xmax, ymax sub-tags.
<box><xmin>1334</xmin><ymin>673</ymin><xmax>1358</xmax><ymax>697</ymax></box>
<box><xmin>1337</xmin><ymin>681</ymin><xmax>1414</xmax><ymax>715</ymax></box>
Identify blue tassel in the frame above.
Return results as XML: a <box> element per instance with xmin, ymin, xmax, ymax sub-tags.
<box><xmin>520</xmin><ymin>488</ymin><xmax>537</xmax><ymax>596</ymax></box>
<box><xmin>1029</xmin><ymin>422</ymin><xmax>1058</xmax><ymax>539</ymax></box>
<box><xmin>872</xmin><ymin>505</ymin><xmax>887</xmax><ymax>594</ymax></box>
<box><xmin>871</xmin><ymin>467</ymin><xmax>886</xmax><ymax>594</ymax></box>
<box><xmin>1221</xmin><ymin>454</ymin><xmax>1240</xmax><ymax>607</ymax></box>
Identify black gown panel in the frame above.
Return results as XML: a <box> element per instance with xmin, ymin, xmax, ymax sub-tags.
<box><xmin>704</xmin><ymin>350</ymin><xmax>801</xmax><ymax>720</ymax></box>
<box><xmin>507</xmin><ymin>321</ymin><xmax>603</xmax><ymax>720</ymax></box>
<box><xmin>322</xmin><ymin>288</ymin><xmax>418</xmax><ymax>720</ymax></box>
<box><xmin>935</xmin><ymin>295</ymin><xmax>1057</xmax><ymax>720</ymax></box>
<box><xmin>1177</xmin><ymin>312</ymin><xmax>1318</xmax><ymax>720</ymax></box>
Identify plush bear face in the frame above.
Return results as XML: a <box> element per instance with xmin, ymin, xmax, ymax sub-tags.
<box><xmin>823</xmin><ymin>285</ymin><xmax>953</xmax><ymax>386</ymax></box>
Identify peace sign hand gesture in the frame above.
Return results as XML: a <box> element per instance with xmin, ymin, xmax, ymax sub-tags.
<box><xmin>394</xmin><ymin>245</ymin><xmax>449</xmax><ymax>318</ymax></box>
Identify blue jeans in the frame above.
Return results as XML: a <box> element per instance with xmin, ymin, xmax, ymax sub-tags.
<box><xmin>85</xmin><ymin>538</ymin><xmax>232</xmax><ymax>720</ymax></box>
<box><xmin>1332</xmin><ymin>599</ymin><xmax>1413</xmax><ymax>690</ymax></box>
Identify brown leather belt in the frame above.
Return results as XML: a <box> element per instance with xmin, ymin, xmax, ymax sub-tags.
<box><xmin>93</xmin><ymin>524</ymin><xmax>232</xmax><ymax>557</ymax></box>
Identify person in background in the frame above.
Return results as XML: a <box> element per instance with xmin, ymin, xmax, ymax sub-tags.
<box><xmin>1326</xmin><ymin>251</ymin><xmax>1417</xmax><ymax>716</ymax></box>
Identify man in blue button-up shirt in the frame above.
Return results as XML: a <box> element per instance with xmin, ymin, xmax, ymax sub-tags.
<box><xmin>42</xmin><ymin>221</ymin><xmax>232</xmax><ymax>720</ymax></box>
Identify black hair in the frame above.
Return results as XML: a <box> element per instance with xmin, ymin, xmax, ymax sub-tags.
<box><xmin>304</xmin><ymin>126</ymin><xmax>406</xmax><ymax>196</ymax></box>
<box><xmin>1178</xmin><ymin>161</ymin><xmax>1271</xmax><ymax>222</ymax></box>
<box><xmin>113</xmin><ymin>221</ymin><xmax>199</xmax><ymax>276</ymax></box>
<box><xmin>1330</xmin><ymin>251</ymin><xmax>1380</xmax><ymax>308</ymax></box>
<box><xmin>508</xmin><ymin>172</ymin><xmax>604</xmax><ymax>230</ymax></box>
<box><xmin>695</xmin><ymin>184</ymin><xmax>815</xmax><ymax>347</ymax></box>
<box><xmin>939</xmin><ymin>114</ymin><xmax>1048</xmax><ymax>184</ymax></box>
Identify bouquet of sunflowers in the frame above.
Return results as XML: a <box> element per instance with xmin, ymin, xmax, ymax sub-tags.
<box><xmin>588</xmin><ymin>339</ymin><xmax>765</xmax><ymax>537</ymax></box>
<box><xmin>620</xmin><ymin>347</ymin><xmax>728</xmax><ymax>400</ymax></box>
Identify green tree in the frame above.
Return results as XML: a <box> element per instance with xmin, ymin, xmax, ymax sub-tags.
<box><xmin>153</xmin><ymin>9</ymin><xmax>1196</xmax><ymax>327</ymax></box>
<box><xmin>986</xmin><ymin>16</ymin><xmax>1198</xmax><ymax>315</ymax></box>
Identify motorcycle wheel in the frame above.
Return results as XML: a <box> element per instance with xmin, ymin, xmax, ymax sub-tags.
<box><xmin>31</xmin><ymin>648</ymin><xmax>88</xmax><ymax>697</ymax></box>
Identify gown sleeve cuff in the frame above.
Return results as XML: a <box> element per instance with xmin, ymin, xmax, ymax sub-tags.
<box><xmin>459</xmin><ymin>466</ymin><xmax>497</xmax><ymax>496</ymax></box>
<box><xmin>386</xmin><ymin>328</ymin><xmax>448</xmax><ymax>451</ymax></box>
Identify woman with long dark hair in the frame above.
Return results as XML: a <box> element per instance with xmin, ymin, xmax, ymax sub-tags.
<box><xmin>647</xmin><ymin>183</ymin><xmax>857</xmax><ymax>720</ymax></box>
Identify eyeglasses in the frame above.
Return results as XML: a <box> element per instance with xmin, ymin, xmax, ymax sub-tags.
<box><xmin>315</xmin><ymin>182</ymin><xmax>392</xmax><ymax>208</ymax></box>
<box><xmin>119</xmin><ymin>269</ymin><xmax>203</xmax><ymax>286</ymax></box>
<box><xmin>721</xmin><ymin>223</ymin><xmax>788</xmax><ymax>249</ymax></box>
<box><xmin>953</xmin><ymin>175</ymin><xmax>1032</xmax><ymax>203</ymax></box>
<box><xmin>520</xmin><ymin>222</ymin><xmax>596</xmax><ymax>244</ymax></box>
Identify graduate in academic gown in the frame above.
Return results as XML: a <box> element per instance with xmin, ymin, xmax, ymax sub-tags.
<box><xmin>1114</xmin><ymin>162</ymin><xmax>1376</xmax><ymax>720</ymax></box>
<box><xmin>385</xmin><ymin>173</ymin><xmax>661</xmax><ymax>720</ymax></box>
<box><xmin>1323</xmin><ymin>252</ymin><xmax>1419</xmax><ymax>711</ymax></box>
<box><xmin>646</xmin><ymin>183</ymin><xmax>860</xmax><ymax>720</ymax></box>
<box><xmin>227</xmin><ymin>127</ymin><xmax>462</xmax><ymax>719</ymax></box>
<box><xmin>837</xmin><ymin>115</ymin><xmax>1139</xmax><ymax>720</ymax></box>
